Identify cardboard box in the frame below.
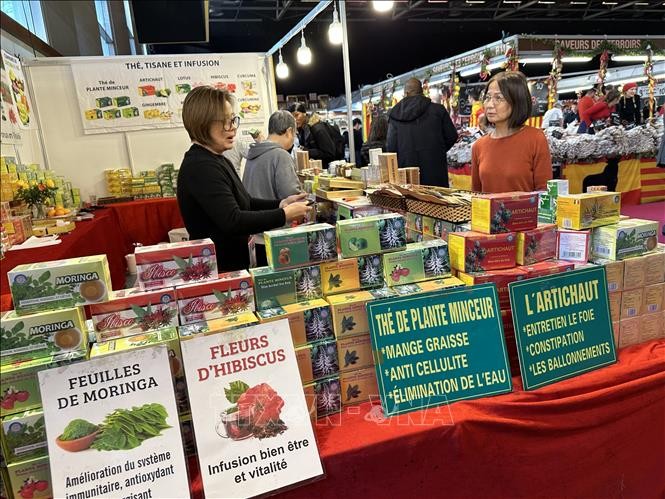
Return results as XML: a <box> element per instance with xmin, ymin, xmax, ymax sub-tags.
<box><xmin>556</xmin><ymin>192</ymin><xmax>621</xmax><ymax>230</ymax></box>
<box><xmin>8</xmin><ymin>255</ymin><xmax>112</xmax><ymax>315</ymax></box>
<box><xmin>257</xmin><ymin>299</ymin><xmax>334</xmax><ymax>346</ymax></box>
<box><xmin>250</xmin><ymin>265</ymin><xmax>322</xmax><ymax>310</ymax></box>
<box><xmin>295</xmin><ymin>340</ymin><xmax>339</xmax><ymax>384</ymax></box>
<box><xmin>612</xmin><ymin>321</ymin><xmax>620</xmax><ymax>349</ymax></box>
<box><xmin>642</xmin><ymin>283</ymin><xmax>664</xmax><ymax>315</ymax></box>
<box><xmin>644</xmin><ymin>250</ymin><xmax>665</xmax><ymax>286</ymax></box>
<box><xmin>520</xmin><ymin>260</ymin><xmax>575</xmax><ymax>279</ymax></box>
<box><xmin>640</xmin><ymin>313</ymin><xmax>663</xmax><ymax>342</ymax></box>
<box><xmin>621</xmin><ymin>288</ymin><xmax>643</xmax><ymax>319</ymax></box>
<box><xmin>340</xmin><ymin>367</ymin><xmax>379</xmax><ymax>406</ymax></box>
<box><xmin>0</xmin><ymin>307</ymin><xmax>87</xmax><ymax>365</ymax></box>
<box><xmin>623</xmin><ymin>255</ymin><xmax>647</xmax><ymax>290</ymax></box>
<box><xmin>90</xmin><ymin>288</ymin><xmax>178</xmax><ymax>342</ymax></box>
<box><xmin>295</xmin><ymin>150</ymin><xmax>310</xmax><ymax>172</ymax></box>
<box><xmin>557</xmin><ymin>229</ymin><xmax>591</xmax><ymax>263</ymax></box>
<box><xmin>516</xmin><ymin>224</ymin><xmax>557</xmax><ymax>265</ymax></box>
<box><xmin>458</xmin><ymin>268</ymin><xmax>528</xmax><ymax>309</ymax></box>
<box><xmin>320</xmin><ymin>259</ymin><xmax>361</xmax><ymax>295</ymax></box>
<box><xmin>313</xmin><ymin>376</ymin><xmax>342</xmax><ymax>417</ymax></box>
<box><xmin>327</xmin><ymin>291</ymin><xmax>374</xmax><ymax>338</ymax></box>
<box><xmin>337</xmin><ymin>334</ymin><xmax>374</xmax><ymax>372</ymax></box>
<box><xmin>619</xmin><ymin>317</ymin><xmax>640</xmax><ymax>347</ymax></box>
<box><xmin>357</xmin><ymin>254</ymin><xmax>385</xmax><ymax>289</ymax></box>
<box><xmin>6</xmin><ymin>455</ymin><xmax>52</xmax><ymax>499</ymax></box>
<box><xmin>471</xmin><ymin>192</ymin><xmax>539</xmax><ymax>234</ymax></box>
<box><xmin>178</xmin><ymin>312</ymin><xmax>259</xmax><ymax>340</ymax></box>
<box><xmin>265</xmin><ymin>223</ymin><xmax>337</xmax><ymax>270</ymax></box>
<box><xmin>609</xmin><ymin>291</ymin><xmax>622</xmax><ymax>323</ymax></box>
<box><xmin>383</xmin><ymin>240</ymin><xmax>450</xmax><ymax>286</ymax></box>
<box><xmin>1</xmin><ymin>409</ymin><xmax>47</xmax><ymax>463</ymax></box>
<box><xmin>546</xmin><ymin>179</ymin><xmax>569</xmax><ymax>198</ymax></box>
<box><xmin>175</xmin><ymin>271</ymin><xmax>254</xmax><ymax>325</ymax></box>
<box><xmin>337</xmin><ymin>213</ymin><xmax>407</xmax><ymax>258</ymax></box>
<box><xmin>590</xmin><ymin>218</ymin><xmax>660</xmax><ymax>261</ymax></box>
<box><xmin>378</xmin><ymin>153</ymin><xmax>399</xmax><ymax>183</ymax></box>
<box><xmin>448</xmin><ymin>231</ymin><xmax>517</xmax><ymax>272</ymax></box>
<box><xmin>594</xmin><ymin>259</ymin><xmax>624</xmax><ymax>292</ymax></box>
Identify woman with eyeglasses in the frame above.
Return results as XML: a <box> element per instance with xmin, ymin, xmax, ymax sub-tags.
<box><xmin>177</xmin><ymin>86</ymin><xmax>311</xmax><ymax>271</ymax></box>
<box><xmin>471</xmin><ymin>71</ymin><xmax>552</xmax><ymax>193</ymax></box>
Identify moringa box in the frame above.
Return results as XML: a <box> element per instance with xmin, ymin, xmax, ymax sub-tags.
<box><xmin>256</xmin><ymin>299</ymin><xmax>334</xmax><ymax>347</ymax></box>
<box><xmin>383</xmin><ymin>240</ymin><xmax>450</xmax><ymax>286</ymax></box>
<box><xmin>8</xmin><ymin>255</ymin><xmax>112</xmax><ymax>315</ymax></box>
<box><xmin>1</xmin><ymin>307</ymin><xmax>87</xmax><ymax>365</ymax></box>
<box><xmin>556</xmin><ymin>192</ymin><xmax>621</xmax><ymax>230</ymax></box>
<box><xmin>320</xmin><ymin>258</ymin><xmax>361</xmax><ymax>295</ymax></box>
<box><xmin>591</xmin><ymin>218</ymin><xmax>659</xmax><ymax>261</ymax></box>
<box><xmin>337</xmin><ymin>334</ymin><xmax>374</xmax><ymax>372</ymax></box>
<box><xmin>448</xmin><ymin>231</ymin><xmax>516</xmax><ymax>273</ymax></box>
<box><xmin>471</xmin><ymin>192</ymin><xmax>539</xmax><ymax>234</ymax></box>
<box><xmin>250</xmin><ymin>265</ymin><xmax>322</xmax><ymax>310</ymax></box>
<box><xmin>1</xmin><ymin>409</ymin><xmax>47</xmax><ymax>463</ymax></box>
<box><xmin>326</xmin><ymin>291</ymin><xmax>374</xmax><ymax>338</ymax></box>
<box><xmin>340</xmin><ymin>367</ymin><xmax>379</xmax><ymax>406</ymax></box>
<box><xmin>6</xmin><ymin>454</ymin><xmax>52</xmax><ymax>499</ymax></box>
<box><xmin>337</xmin><ymin>213</ymin><xmax>407</xmax><ymax>258</ymax></box>
<box><xmin>264</xmin><ymin>223</ymin><xmax>337</xmax><ymax>271</ymax></box>
<box><xmin>515</xmin><ymin>224</ymin><xmax>557</xmax><ymax>265</ymax></box>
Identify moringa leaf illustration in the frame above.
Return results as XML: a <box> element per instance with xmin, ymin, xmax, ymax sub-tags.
<box><xmin>225</xmin><ymin>380</ymin><xmax>250</xmax><ymax>403</ymax></box>
<box><xmin>328</xmin><ymin>273</ymin><xmax>342</xmax><ymax>290</ymax></box>
<box><xmin>344</xmin><ymin>349</ymin><xmax>359</xmax><ymax>367</ymax></box>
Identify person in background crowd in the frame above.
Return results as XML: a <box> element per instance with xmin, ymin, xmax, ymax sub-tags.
<box><xmin>577</xmin><ymin>87</ymin><xmax>598</xmax><ymax>133</ymax></box>
<box><xmin>541</xmin><ymin>102</ymin><xmax>564</xmax><ymax>129</ymax></box>
<box><xmin>177</xmin><ymin>86</ymin><xmax>310</xmax><ymax>271</ymax></box>
<box><xmin>243</xmin><ymin>110</ymin><xmax>303</xmax><ymax>267</ymax></box>
<box><xmin>468</xmin><ymin>87</ymin><xmax>484</xmax><ymax>128</ymax></box>
<box><xmin>288</xmin><ymin>103</ymin><xmax>337</xmax><ymax>169</ymax></box>
<box><xmin>616</xmin><ymin>82</ymin><xmax>642</xmax><ymax>125</ymax></box>
<box><xmin>343</xmin><ymin>118</ymin><xmax>363</xmax><ymax>164</ymax></box>
<box><xmin>584</xmin><ymin>88</ymin><xmax>621</xmax><ymax>133</ymax></box>
<box><xmin>386</xmin><ymin>78</ymin><xmax>458</xmax><ymax>187</ymax></box>
<box><xmin>223</xmin><ymin>129</ymin><xmax>264</xmax><ymax>176</ymax></box>
<box><xmin>471</xmin><ymin>71</ymin><xmax>552</xmax><ymax>193</ymax></box>
<box><xmin>360</xmin><ymin>114</ymin><xmax>388</xmax><ymax>166</ymax></box>
<box><xmin>563</xmin><ymin>102</ymin><xmax>579</xmax><ymax>126</ymax></box>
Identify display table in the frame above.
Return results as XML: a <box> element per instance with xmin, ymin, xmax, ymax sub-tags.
<box><xmin>186</xmin><ymin>340</ymin><xmax>664</xmax><ymax>499</ymax></box>
<box><xmin>107</xmin><ymin>198</ymin><xmax>184</xmax><ymax>246</ymax></box>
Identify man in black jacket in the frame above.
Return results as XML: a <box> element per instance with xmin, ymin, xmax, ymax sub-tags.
<box><xmin>289</xmin><ymin>103</ymin><xmax>337</xmax><ymax>168</ymax></box>
<box><xmin>386</xmin><ymin>78</ymin><xmax>458</xmax><ymax>187</ymax></box>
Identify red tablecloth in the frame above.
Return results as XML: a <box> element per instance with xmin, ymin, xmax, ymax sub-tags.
<box><xmin>188</xmin><ymin>340</ymin><xmax>665</xmax><ymax>499</ymax></box>
<box><xmin>107</xmin><ymin>198</ymin><xmax>183</xmax><ymax>246</ymax></box>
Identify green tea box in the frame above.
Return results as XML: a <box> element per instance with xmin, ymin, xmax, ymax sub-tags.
<box><xmin>0</xmin><ymin>307</ymin><xmax>87</xmax><ymax>365</ymax></box>
<box><xmin>538</xmin><ymin>192</ymin><xmax>555</xmax><ymax>223</ymax></box>
<box><xmin>1</xmin><ymin>409</ymin><xmax>47</xmax><ymax>463</ymax></box>
<box><xmin>591</xmin><ymin>218</ymin><xmax>659</xmax><ymax>261</ymax></box>
<box><xmin>327</xmin><ymin>291</ymin><xmax>374</xmax><ymax>338</ymax></box>
<box><xmin>257</xmin><ymin>299</ymin><xmax>334</xmax><ymax>346</ymax></box>
<box><xmin>6</xmin><ymin>455</ymin><xmax>52</xmax><ymax>499</ymax></box>
<box><xmin>383</xmin><ymin>240</ymin><xmax>450</xmax><ymax>286</ymax></box>
<box><xmin>337</xmin><ymin>334</ymin><xmax>374</xmax><ymax>372</ymax></box>
<box><xmin>265</xmin><ymin>223</ymin><xmax>337</xmax><ymax>270</ymax></box>
<box><xmin>295</xmin><ymin>340</ymin><xmax>339</xmax><ymax>384</ymax></box>
<box><xmin>340</xmin><ymin>367</ymin><xmax>378</xmax><ymax>406</ymax></box>
<box><xmin>337</xmin><ymin>213</ymin><xmax>407</xmax><ymax>258</ymax></box>
<box><xmin>8</xmin><ymin>255</ymin><xmax>112</xmax><ymax>315</ymax></box>
<box><xmin>251</xmin><ymin>265</ymin><xmax>322</xmax><ymax>311</ymax></box>
<box><xmin>113</xmin><ymin>95</ymin><xmax>131</xmax><ymax>107</ymax></box>
<box><xmin>1</xmin><ymin>352</ymin><xmax>86</xmax><ymax>416</ymax></box>
<box><xmin>95</xmin><ymin>96</ymin><xmax>112</xmax><ymax>108</ymax></box>
<box><xmin>320</xmin><ymin>258</ymin><xmax>361</xmax><ymax>295</ymax></box>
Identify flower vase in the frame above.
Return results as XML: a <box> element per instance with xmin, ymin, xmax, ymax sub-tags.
<box><xmin>31</xmin><ymin>203</ymin><xmax>46</xmax><ymax>220</ymax></box>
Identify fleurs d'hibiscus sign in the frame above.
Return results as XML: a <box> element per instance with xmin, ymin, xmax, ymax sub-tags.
<box><xmin>180</xmin><ymin>320</ymin><xmax>323</xmax><ymax>498</ymax></box>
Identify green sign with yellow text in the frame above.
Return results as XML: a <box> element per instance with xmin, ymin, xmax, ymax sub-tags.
<box><xmin>368</xmin><ymin>284</ymin><xmax>512</xmax><ymax>417</ymax></box>
<box><xmin>509</xmin><ymin>266</ymin><xmax>617</xmax><ymax>390</ymax></box>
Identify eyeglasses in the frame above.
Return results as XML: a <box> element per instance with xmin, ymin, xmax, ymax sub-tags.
<box><xmin>216</xmin><ymin>115</ymin><xmax>240</xmax><ymax>131</ymax></box>
<box><xmin>483</xmin><ymin>93</ymin><xmax>507</xmax><ymax>105</ymax></box>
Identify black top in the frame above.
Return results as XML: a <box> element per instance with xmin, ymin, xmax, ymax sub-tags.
<box><xmin>177</xmin><ymin>143</ymin><xmax>285</xmax><ymax>271</ymax></box>
<box><xmin>616</xmin><ymin>94</ymin><xmax>642</xmax><ymax>125</ymax></box>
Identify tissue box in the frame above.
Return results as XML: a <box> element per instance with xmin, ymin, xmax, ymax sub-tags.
<box><xmin>448</xmin><ymin>231</ymin><xmax>516</xmax><ymax>272</ymax></box>
<box><xmin>264</xmin><ymin>223</ymin><xmax>337</xmax><ymax>270</ymax></box>
<box><xmin>471</xmin><ymin>192</ymin><xmax>539</xmax><ymax>234</ymax></box>
<box><xmin>250</xmin><ymin>265</ymin><xmax>322</xmax><ymax>310</ymax></box>
<box><xmin>556</xmin><ymin>192</ymin><xmax>621</xmax><ymax>230</ymax></box>
<box><xmin>590</xmin><ymin>219</ymin><xmax>659</xmax><ymax>261</ymax></box>
<box><xmin>256</xmin><ymin>299</ymin><xmax>334</xmax><ymax>347</ymax></box>
<box><xmin>515</xmin><ymin>224</ymin><xmax>557</xmax><ymax>265</ymax></box>
<box><xmin>337</xmin><ymin>213</ymin><xmax>407</xmax><ymax>258</ymax></box>
<box><xmin>383</xmin><ymin>240</ymin><xmax>450</xmax><ymax>286</ymax></box>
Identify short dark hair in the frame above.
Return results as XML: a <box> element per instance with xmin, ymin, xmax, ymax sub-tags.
<box><xmin>352</xmin><ymin>118</ymin><xmax>362</xmax><ymax>126</ymax></box>
<box><xmin>485</xmin><ymin>71</ymin><xmax>532</xmax><ymax>129</ymax></box>
<box><xmin>182</xmin><ymin>86</ymin><xmax>234</xmax><ymax>145</ymax></box>
<box><xmin>287</xmin><ymin>102</ymin><xmax>307</xmax><ymax>114</ymax></box>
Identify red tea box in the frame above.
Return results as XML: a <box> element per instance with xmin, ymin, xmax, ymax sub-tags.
<box><xmin>471</xmin><ymin>192</ymin><xmax>539</xmax><ymax>234</ymax></box>
<box><xmin>90</xmin><ymin>287</ymin><xmax>178</xmax><ymax>342</ymax></box>
<box><xmin>135</xmin><ymin>238</ymin><xmax>217</xmax><ymax>290</ymax></box>
<box><xmin>175</xmin><ymin>270</ymin><xmax>254</xmax><ymax>325</ymax></box>
<box><xmin>515</xmin><ymin>224</ymin><xmax>557</xmax><ymax>265</ymax></box>
<box><xmin>448</xmin><ymin>231</ymin><xmax>516</xmax><ymax>272</ymax></box>
<box><xmin>520</xmin><ymin>260</ymin><xmax>575</xmax><ymax>279</ymax></box>
<box><xmin>458</xmin><ymin>268</ymin><xmax>528</xmax><ymax>309</ymax></box>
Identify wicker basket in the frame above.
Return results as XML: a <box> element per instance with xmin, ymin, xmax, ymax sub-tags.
<box><xmin>368</xmin><ymin>192</ymin><xmax>407</xmax><ymax>212</ymax></box>
<box><xmin>405</xmin><ymin>199</ymin><xmax>471</xmax><ymax>222</ymax></box>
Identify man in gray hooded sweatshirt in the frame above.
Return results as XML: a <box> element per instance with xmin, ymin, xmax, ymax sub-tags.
<box><xmin>243</xmin><ymin>110</ymin><xmax>302</xmax><ymax>266</ymax></box>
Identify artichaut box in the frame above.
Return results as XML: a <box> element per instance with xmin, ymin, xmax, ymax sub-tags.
<box><xmin>590</xmin><ymin>218</ymin><xmax>659</xmax><ymax>261</ymax></box>
<box><xmin>556</xmin><ymin>192</ymin><xmax>621</xmax><ymax>230</ymax></box>
<box><xmin>519</xmin><ymin>260</ymin><xmax>575</xmax><ymax>279</ymax></box>
<box><xmin>264</xmin><ymin>223</ymin><xmax>337</xmax><ymax>271</ymax></box>
<box><xmin>8</xmin><ymin>255</ymin><xmax>112</xmax><ymax>315</ymax></box>
<box><xmin>340</xmin><ymin>367</ymin><xmax>379</xmax><ymax>406</ymax></box>
<box><xmin>458</xmin><ymin>268</ymin><xmax>528</xmax><ymax>309</ymax></box>
<box><xmin>515</xmin><ymin>224</ymin><xmax>557</xmax><ymax>265</ymax></box>
<box><xmin>295</xmin><ymin>340</ymin><xmax>339</xmax><ymax>384</ymax></box>
<box><xmin>256</xmin><ymin>299</ymin><xmax>334</xmax><ymax>347</ymax></box>
<box><xmin>448</xmin><ymin>231</ymin><xmax>517</xmax><ymax>272</ymax></box>
<box><xmin>337</xmin><ymin>213</ymin><xmax>407</xmax><ymax>258</ymax></box>
<box><xmin>382</xmin><ymin>240</ymin><xmax>450</xmax><ymax>286</ymax></box>
<box><xmin>6</xmin><ymin>454</ymin><xmax>52</xmax><ymax>499</ymax></box>
<box><xmin>320</xmin><ymin>258</ymin><xmax>361</xmax><ymax>296</ymax></box>
<box><xmin>326</xmin><ymin>291</ymin><xmax>374</xmax><ymax>338</ymax></box>
<box><xmin>471</xmin><ymin>192</ymin><xmax>539</xmax><ymax>234</ymax></box>
<box><xmin>250</xmin><ymin>265</ymin><xmax>322</xmax><ymax>310</ymax></box>
<box><xmin>1</xmin><ymin>307</ymin><xmax>87</xmax><ymax>365</ymax></box>
<box><xmin>1</xmin><ymin>409</ymin><xmax>47</xmax><ymax>463</ymax></box>
<box><xmin>337</xmin><ymin>334</ymin><xmax>374</xmax><ymax>372</ymax></box>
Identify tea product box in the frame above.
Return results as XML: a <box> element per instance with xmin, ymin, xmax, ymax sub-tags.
<box><xmin>471</xmin><ymin>192</ymin><xmax>539</xmax><ymax>234</ymax></box>
<box><xmin>556</xmin><ymin>229</ymin><xmax>591</xmax><ymax>263</ymax></box>
<box><xmin>335</xmin><ymin>198</ymin><xmax>384</xmax><ymax>221</ymax></box>
<box><xmin>6</xmin><ymin>455</ymin><xmax>52</xmax><ymax>499</ymax></box>
<box><xmin>621</xmin><ymin>288</ymin><xmax>643</xmax><ymax>320</ymax></box>
<box><xmin>590</xmin><ymin>218</ymin><xmax>659</xmax><ymax>261</ymax></box>
<box><xmin>415</xmin><ymin>276</ymin><xmax>466</xmax><ymax>293</ymax></box>
<box><xmin>448</xmin><ymin>231</ymin><xmax>517</xmax><ymax>272</ymax></box>
<box><xmin>89</xmin><ymin>288</ymin><xmax>178</xmax><ymax>342</ymax></box>
<box><xmin>257</xmin><ymin>299</ymin><xmax>334</xmax><ymax>347</ymax></box>
<box><xmin>594</xmin><ymin>259</ymin><xmax>624</xmax><ymax>292</ymax></box>
<box><xmin>383</xmin><ymin>240</ymin><xmax>450</xmax><ymax>286</ymax></box>
<box><xmin>264</xmin><ymin>223</ymin><xmax>337</xmax><ymax>271</ymax></box>
<box><xmin>135</xmin><ymin>238</ymin><xmax>217</xmax><ymax>291</ymax></box>
<box><xmin>0</xmin><ymin>307</ymin><xmax>87</xmax><ymax>365</ymax></box>
<box><xmin>378</xmin><ymin>153</ymin><xmax>399</xmax><ymax>183</ymax></box>
<box><xmin>520</xmin><ymin>260</ymin><xmax>575</xmax><ymax>279</ymax></box>
<box><xmin>8</xmin><ymin>255</ymin><xmax>112</xmax><ymax>315</ymax></box>
<box><xmin>178</xmin><ymin>312</ymin><xmax>259</xmax><ymax>340</ymax></box>
<box><xmin>340</xmin><ymin>367</ymin><xmax>379</xmax><ymax>406</ymax></box>
<box><xmin>619</xmin><ymin>317</ymin><xmax>640</xmax><ymax>347</ymax></box>
<box><xmin>642</xmin><ymin>283</ymin><xmax>664</xmax><ymax>315</ymax></box>
<box><xmin>357</xmin><ymin>254</ymin><xmax>385</xmax><ymax>289</ymax></box>
<box><xmin>643</xmin><ymin>250</ymin><xmax>665</xmax><ymax>286</ymax></box>
<box><xmin>327</xmin><ymin>291</ymin><xmax>374</xmax><ymax>338</ymax></box>
<box><xmin>295</xmin><ymin>340</ymin><xmax>340</xmax><ymax>384</ymax></box>
<box><xmin>547</xmin><ymin>179</ymin><xmax>569</xmax><ymax>199</ymax></box>
<box><xmin>0</xmin><ymin>352</ymin><xmax>86</xmax><ymax>417</ymax></box>
<box><xmin>516</xmin><ymin>224</ymin><xmax>557</xmax><ymax>265</ymax></box>
<box><xmin>1</xmin><ymin>409</ymin><xmax>47</xmax><ymax>463</ymax></box>
<box><xmin>175</xmin><ymin>271</ymin><xmax>254</xmax><ymax>325</ymax></box>
<box><xmin>250</xmin><ymin>265</ymin><xmax>322</xmax><ymax>310</ymax></box>
<box><xmin>556</xmin><ymin>192</ymin><xmax>621</xmax><ymax>230</ymax></box>
<box><xmin>623</xmin><ymin>255</ymin><xmax>647</xmax><ymax>290</ymax></box>
<box><xmin>458</xmin><ymin>268</ymin><xmax>528</xmax><ymax>309</ymax></box>
<box><xmin>312</xmin><ymin>376</ymin><xmax>342</xmax><ymax>418</ymax></box>
<box><xmin>337</xmin><ymin>213</ymin><xmax>407</xmax><ymax>258</ymax></box>
<box><xmin>538</xmin><ymin>192</ymin><xmax>556</xmax><ymax>224</ymax></box>
<box><xmin>609</xmin><ymin>291</ymin><xmax>622</xmax><ymax>323</ymax></box>
<box><xmin>337</xmin><ymin>334</ymin><xmax>374</xmax><ymax>372</ymax></box>
<box><xmin>640</xmin><ymin>313</ymin><xmax>663</xmax><ymax>342</ymax></box>
<box><xmin>320</xmin><ymin>259</ymin><xmax>361</xmax><ymax>296</ymax></box>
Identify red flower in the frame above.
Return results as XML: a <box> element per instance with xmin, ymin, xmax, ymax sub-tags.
<box><xmin>236</xmin><ymin>383</ymin><xmax>284</xmax><ymax>427</ymax></box>
<box><xmin>38</xmin><ymin>183</ymin><xmax>45</xmax><ymax>191</ymax></box>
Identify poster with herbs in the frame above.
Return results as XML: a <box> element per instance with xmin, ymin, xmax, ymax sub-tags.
<box><xmin>37</xmin><ymin>346</ymin><xmax>190</xmax><ymax>499</ymax></box>
<box><xmin>180</xmin><ymin>319</ymin><xmax>324</xmax><ymax>498</ymax></box>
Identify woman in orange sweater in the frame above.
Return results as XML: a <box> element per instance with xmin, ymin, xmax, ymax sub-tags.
<box><xmin>471</xmin><ymin>71</ymin><xmax>552</xmax><ymax>193</ymax></box>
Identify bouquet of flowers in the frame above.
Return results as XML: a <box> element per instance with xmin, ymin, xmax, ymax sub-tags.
<box><xmin>15</xmin><ymin>179</ymin><xmax>58</xmax><ymax>218</ymax></box>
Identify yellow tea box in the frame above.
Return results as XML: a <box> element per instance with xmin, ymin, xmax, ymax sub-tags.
<box><xmin>591</xmin><ymin>218</ymin><xmax>659</xmax><ymax>261</ymax></box>
<box><xmin>8</xmin><ymin>255</ymin><xmax>112</xmax><ymax>315</ymax></box>
<box><xmin>256</xmin><ymin>299</ymin><xmax>334</xmax><ymax>346</ymax></box>
<box><xmin>619</xmin><ymin>317</ymin><xmax>640</xmax><ymax>347</ymax></box>
<box><xmin>265</xmin><ymin>223</ymin><xmax>337</xmax><ymax>271</ymax></box>
<box><xmin>178</xmin><ymin>312</ymin><xmax>258</xmax><ymax>340</ymax></box>
<box><xmin>612</xmin><ymin>321</ymin><xmax>620</xmax><ymax>349</ymax></box>
<box><xmin>6</xmin><ymin>454</ymin><xmax>52</xmax><ymax>499</ymax></box>
<box><xmin>327</xmin><ymin>291</ymin><xmax>374</xmax><ymax>338</ymax></box>
<box><xmin>640</xmin><ymin>313</ymin><xmax>663</xmax><ymax>342</ymax></box>
<box><xmin>621</xmin><ymin>288</ymin><xmax>643</xmax><ymax>320</ymax></box>
<box><xmin>320</xmin><ymin>258</ymin><xmax>361</xmax><ymax>295</ymax></box>
<box><xmin>609</xmin><ymin>292</ymin><xmax>621</xmax><ymax>323</ymax></box>
<box><xmin>623</xmin><ymin>255</ymin><xmax>646</xmax><ymax>290</ymax></box>
<box><xmin>295</xmin><ymin>340</ymin><xmax>339</xmax><ymax>384</ymax></box>
<box><xmin>1</xmin><ymin>409</ymin><xmax>47</xmax><ymax>463</ymax></box>
<box><xmin>642</xmin><ymin>283</ymin><xmax>664</xmax><ymax>315</ymax></box>
<box><xmin>337</xmin><ymin>334</ymin><xmax>374</xmax><ymax>372</ymax></box>
<box><xmin>556</xmin><ymin>192</ymin><xmax>621</xmax><ymax>230</ymax></box>
<box><xmin>340</xmin><ymin>367</ymin><xmax>379</xmax><ymax>406</ymax></box>
<box><xmin>644</xmin><ymin>250</ymin><xmax>665</xmax><ymax>286</ymax></box>
<box><xmin>416</xmin><ymin>276</ymin><xmax>466</xmax><ymax>293</ymax></box>
<box><xmin>0</xmin><ymin>307</ymin><xmax>87</xmax><ymax>365</ymax></box>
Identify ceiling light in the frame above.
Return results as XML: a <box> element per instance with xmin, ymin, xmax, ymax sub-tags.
<box><xmin>372</xmin><ymin>1</ymin><xmax>394</xmax><ymax>12</ymax></box>
<box><xmin>297</xmin><ymin>31</ymin><xmax>312</xmax><ymax>65</ymax></box>
<box><xmin>466</xmin><ymin>0</ymin><xmax>486</xmax><ymax>3</ymax></box>
<box><xmin>520</xmin><ymin>57</ymin><xmax>555</xmax><ymax>64</ymax></box>
<box><xmin>328</xmin><ymin>2</ymin><xmax>343</xmax><ymax>45</ymax></box>
<box><xmin>275</xmin><ymin>49</ymin><xmax>289</xmax><ymax>79</ymax></box>
<box><xmin>613</xmin><ymin>54</ymin><xmax>665</xmax><ymax>62</ymax></box>
<box><xmin>503</xmin><ymin>0</ymin><xmax>522</xmax><ymax>3</ymax></box>
<box><xmin>538</xmin><ymin>1</ymin><xmax>555</xmax><ymax>4</ymax></box>
<box><xmin>602</xmin><ymin>1</ymin><xmax>618</xmax><ymax>4</ymax></box>
<box><xmin>561</xmin><ymin>56</ymin><xmax>593</xmax><ymax>63</ymax></box>
<box><xmin>570</xmin><ymin>1</ymin><xmax>587</xmax><ymax>4</ymax></box>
